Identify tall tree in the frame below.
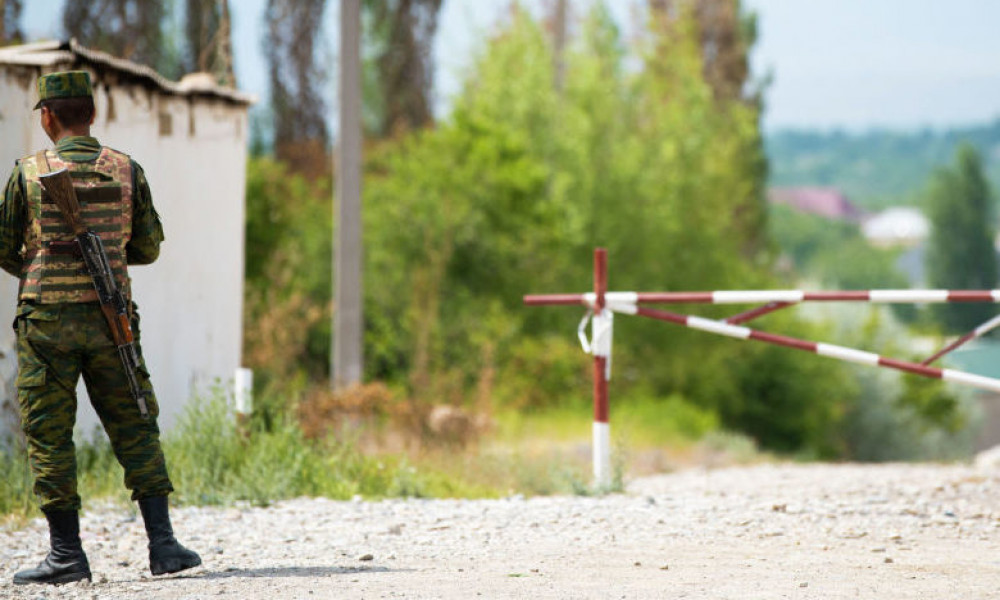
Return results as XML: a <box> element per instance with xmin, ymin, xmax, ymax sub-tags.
<box><xmin>546</xmin><ymin>0</ymin><xmax>569</xmax><ymax>92</ymax></box>
<box><xmin>265</xmin><ymin>0</ymin><xmax>328</xmax><ymax>175</ymax></box>
<box><xmin>0</xmin><ymin>0</ymin><xmax>23</xmax><ymax>46</ymax></box>
<box><xmin>363</xmin><ymin>0</ymin><xmax>442</xmax><ymax>137</ymax></box>
<box><xmin>63</xmin><ymin>0</ymin><xmax>166</xmax><ymax>71</ymax></box>
<box><xmin>649</xmin><ymin>0</ymin><xmax>756</xmax><ymax>103</ymax></box>
<box><xmin>185</xmin><ymin>0</ymin><xmax>236</xmax><ymax>86</ymax></box>
<box><xmin>648</xmin><ymin>0</ymin><xmax>768</xmax><ymax>258</ymax></box>
<box><xmin>926</xmin><ymin>144</ymin><xmax>998</xmax><ymax>332</ymax></box>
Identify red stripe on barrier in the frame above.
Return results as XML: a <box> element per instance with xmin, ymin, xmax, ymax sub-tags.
<box><xmin>523</xmin><ymin>294</ymin><xmax>586</xmax><ymax>306</ymax></box>
<box><xmin>749</xmin><ymin>330</ymin><xmax>817</xmax><ymax>353</ymax></box>
<box><xmin>922</xmin><ymin>332</ymin><xmax>976</xmax><ymax>365</ymax></box>
<box><xmin>593</xmin><ymin>249</ymin><xmax>609</xmax><ymax>424</ymax></box>
<box><xmin>879</xmin><ymin>357</ymin><xmax>943</xmax><ymax>379</ymax></box>
<box><xmin>726</xmin><ymin>302</ymin><xmax>794</xmax><ymax>324</ymax></box>
<box><xmin>636</xmin><ymin>292</ymin><xmax>714</xmax><ymax>304</ymax></box>
<box><xmin>594</xmin><ymin>249</ymin><xmax>607</xmax><ymax>311</ymax></box>
<box><xmin>635</xmin><ymin>306</ymin><xmax>689</xmax><ymax>325</ymax></box>
<box><xmin>594</xmin><ymin>356</ymin><xmax>609</xmax><ymax>423</ymax></box>
<box><xmin>947</xmin><ymin>291</ymin><xmax>996</xmax><ymax>302</ymax></box>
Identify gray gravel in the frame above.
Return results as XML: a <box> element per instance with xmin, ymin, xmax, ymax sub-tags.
<box><xmin>2</xmin><ymin>462</ymin><xmax>1000</xmax><ymax>599</ymax></box>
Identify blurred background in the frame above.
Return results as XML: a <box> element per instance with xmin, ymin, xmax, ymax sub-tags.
<box><xmin>3</xmin><ymin>0</ymin><xmax>1000</xmax><ymax>501</ymax></box>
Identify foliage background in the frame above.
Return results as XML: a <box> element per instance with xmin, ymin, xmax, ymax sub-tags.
<box><xmin>768</xmin><ymin>122</ymin><xmax>1000</xmax><ymax>210</ymax></box>
<box><xmin>240</xmin><ymin>2</ymin><xmax>980</xmax><ymax>462</ymax></box>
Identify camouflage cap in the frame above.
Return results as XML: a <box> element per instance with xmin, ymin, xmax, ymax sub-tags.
<box><xmin>34</xmin><ymin>71</ymin><xmax>93</xmax><ymax>110</ymax></box>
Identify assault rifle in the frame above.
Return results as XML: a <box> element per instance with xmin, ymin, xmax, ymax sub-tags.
<box><xmin>38</xmin><ymin>168</ymin><xmax>150</xmax><ymax>419</ymax></box>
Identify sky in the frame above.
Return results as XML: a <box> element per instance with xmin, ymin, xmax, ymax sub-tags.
<box><xmin>21</xmin><ymin>0</ymin><xmax>1000</xmax><ymax>133</ymax></box>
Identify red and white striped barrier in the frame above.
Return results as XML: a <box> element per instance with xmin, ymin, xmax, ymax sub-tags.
<box><xmin>525</xmin><ymin>289</ymin><xmax>1000</xmax><ymax>307</ymax></box>
<box><xmin>629</xmin><ymin>305</ymin><xmax>1000</xmax><ymax>394</ymax></box>
<box><xmin>524</xmin><ymin>248</ymin><xmax>1000</xmax><ymax>484</ymax></box>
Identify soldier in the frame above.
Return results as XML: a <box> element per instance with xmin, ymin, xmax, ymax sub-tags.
<box><xmin>0</xmin><ymin>71</ymin><xmax>201</xmax><ymax>585</ymax></box>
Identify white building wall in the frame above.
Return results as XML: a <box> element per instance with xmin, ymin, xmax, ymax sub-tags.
<box><xmin>0</xmin><ymin>65</ymin><xmax>247</xmax><ymax>438</ymax></box>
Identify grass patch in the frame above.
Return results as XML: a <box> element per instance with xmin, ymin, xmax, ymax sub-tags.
<box><xmin>0</xmin><ymin>391</ymin><xmax>499</xmax><ymax>522</ymax></box>
<box><xmin>0</xmin><ymin>386</ymin><xmax>763</xmax><ymax>523</ymax></box>
<box><xmin>494</xmin><ymin>392</ymin><xmax>717</xmax><ymax>447</ymax></box>
<box><xmin>0</xmin><ymin>446</ymin><xmax>34</xmax><ymax>522</ymax></box>
<box><xmin>456</xmin><ymin>392</ymin><xmax>725</xmax><ymax>495</ymax></box>
<box><xmin>611</xmin><ymin>392</ymin><xmax>719</xmax><ymax>446</ymax></box>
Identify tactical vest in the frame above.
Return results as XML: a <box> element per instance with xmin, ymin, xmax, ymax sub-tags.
<box><xmin>19</xmin><ymin>147</ymin><xmax>133</xmax><ymax>303</ymax></box>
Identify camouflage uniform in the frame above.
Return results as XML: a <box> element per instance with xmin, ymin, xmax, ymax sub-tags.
<box><xmin>0</xmin><ymin>78</ymin><xmax>171</xmax><ymax>513</ymax></box>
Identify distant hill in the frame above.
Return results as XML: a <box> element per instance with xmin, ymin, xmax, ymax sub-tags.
<box><xmin>766</xmin><ymin>120</ymin><xmax>1000</xmax><ymax>210</ymax></box>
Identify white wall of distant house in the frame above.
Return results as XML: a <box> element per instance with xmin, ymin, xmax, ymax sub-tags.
<box><xmin>0</xmin><ymin>64</ymin><xmax>247</xmax><ymax>439</ymax></box>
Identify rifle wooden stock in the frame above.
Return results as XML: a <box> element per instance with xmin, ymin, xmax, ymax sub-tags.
<box><xmin>38</xmin><ymin>169</ymin><xmax>86</xmax><ymax>236</ymax></box>
<box><xmin>100</xmin><ymin>304</ymin><xmax>134</xmax><ymax>346</ymax></box>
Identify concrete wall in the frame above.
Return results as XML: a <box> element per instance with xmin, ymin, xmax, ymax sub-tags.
<box><xmin>0</xmin><ymin>65</ymin><xmax>247</xmax><ymax>438</ymax></box>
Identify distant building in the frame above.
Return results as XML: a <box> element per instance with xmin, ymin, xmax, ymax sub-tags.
<box><xmin>768</xmin><ymin>187</ymin><xmax>865</xmax><ymax>223</ymax></box>
<box><xmin>861</xmin><ymin>207</ymin><xmax>930</xmax><ymax>248</ymax></box>
<box><xmin>0</xmin><ymin>40</ymin><xmax>254</xmax><ymax>441</ymax></box>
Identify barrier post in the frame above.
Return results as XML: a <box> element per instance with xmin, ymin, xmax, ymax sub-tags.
<box><xmin>592</xmin><ymin>248</ymin><xmax>611</xmax><ymax>487</ymax></box>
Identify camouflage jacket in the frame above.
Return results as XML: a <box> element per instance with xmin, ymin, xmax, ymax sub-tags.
<box><xmin>0</xmin><ymin>136</ymin><xmax>164</xmax><ymax>285</ymax></box>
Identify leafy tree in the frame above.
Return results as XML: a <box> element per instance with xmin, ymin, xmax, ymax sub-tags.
<box><xmin>358</xmin><ymin>4</ymin><xmax>848</xmax><ymax>455</ymax></box>
<box><xmin>650</xmin><ymin>0</ymin><xmax>760</xmax><ymax>104</ymax></box>
<box><xmin>648</xmin><ymin>0</ymin><xmax>769</xmax><ymax>257</ymax></box>
<box><xmin>63</xmin><ymin>0</ymin><xmax>174</xmax><ymax>75</ymax></box>
<box><xmin>185</xmin><ymin>0</ymin><xmax>236</xmax><ymax>86</ymax></box>
<box><xmin>925</xmin><ymin>144</ymin><xmax>998</xmax><ymax>332</ymax></box>
<box><xmin>0</xmin><ymin>0</ymin><xmax>22</xmax><ymax>46</ymax></box>
<box><xmin>244</xmin><ymin>158</ymin><xmax>332</xmax><ymax>388</ymax></box>
<box><xmin>362</xmin><ymin>0</ymin><xmax>443</xmax><ymax>137</ymax></box>
<box><xmin>265</xmin><ymin>0</ymin><xmax>329</xmax><ymax>176</ymax></box>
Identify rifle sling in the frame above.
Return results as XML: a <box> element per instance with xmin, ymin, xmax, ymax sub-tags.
<box><xmin>36</xmin><ymin>150</ymin><xmax>51</xmax><ymax>176</ymax></box>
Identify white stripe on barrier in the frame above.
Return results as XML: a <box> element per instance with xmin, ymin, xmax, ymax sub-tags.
<box><xmin>687</xmin><ymin>317</ymin><xmax>752</xmax><ymax>339</ymax></box>
<box><xmin>869</xmin><ymin>290</ymin><xmax>949</xmax><ymax>303</ymax></box>
<box><xmin>943</xmin><ymin>370</ymin><xmax>1000</xmax><ymax>394</ymax></box>
<box><xmin>608</xmin><ymin>301</ymin><xmax>638</xmax><ymax>315</ymax></box>
<box><xmin>974</xmin><ymin>314</ymin><xmax>1000</xmax><ymax>337</ymax></box>
<box><xmin>816</xmin><ymin>343</ymin><xmax>880</xmax><ymax>366</ymax></box>
<box><xmin>593</xmin><ymin>421</ymin><xmax>611</xmax><ymax>487</ymax></box>
<box><xmin>712</xmin><ymin>290</ymin><xmax>805</xmax><ymax>304</ymax></box>
<box><xmin>994</xmin><ymin>290</ymin><xmax>1000</xmax><ymax>302</ymax></box>
<box><xmin>605</xmin><ymin>291</ymin><xmax>639</xmax><ymax>304</ymax></box>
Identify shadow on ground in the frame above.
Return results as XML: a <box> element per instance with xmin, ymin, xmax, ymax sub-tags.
<box><xmin>193</xmin><ymin>565</ymin><xmax>398</xmax><ymax>579</ymax></box>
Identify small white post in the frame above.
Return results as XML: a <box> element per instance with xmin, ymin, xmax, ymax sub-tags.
<box><xmin>593</xmin><ymin>420</ymin><xmax>611</xmax><ymax>487</ymax></box>
<box><xmin>234</xmin><ymin>367</ymin><xmax>253</xmax><ymax>415</ymax></box>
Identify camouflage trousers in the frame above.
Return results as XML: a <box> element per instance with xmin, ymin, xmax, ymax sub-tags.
<box><xmin>15</xmin><ymin>301</ymin><xmax>173</xmax><ymax>512</ymax></box>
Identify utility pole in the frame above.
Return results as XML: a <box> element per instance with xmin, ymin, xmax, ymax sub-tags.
<box><xmin>333</xmin><ymin>0</ymin><xmax>363</xmax><ymax>389</ymax></box>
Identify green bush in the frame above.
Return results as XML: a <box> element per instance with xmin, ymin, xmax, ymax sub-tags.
<box><xmin>0</xmin><ymin>446</ymin><xmax>33</xmax><ymax>518</ymax></box>
<box><xmin>165</xmin><ymin>391</ymin><xmax>491</xmax><ymax>505</ymax></box>
<box><xmin>0</xmin><ymin>391</ymin><xmax>495</xmax><ymax>519</ymax></box>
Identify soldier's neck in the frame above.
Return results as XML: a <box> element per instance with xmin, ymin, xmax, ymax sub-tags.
<box><xmin>55</xmin><ymin>127</ymin><xmax>92</xmax><ymax>143</ymax></box>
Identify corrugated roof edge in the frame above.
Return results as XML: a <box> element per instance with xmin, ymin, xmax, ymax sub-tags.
<box><xmin>0</xmin><ymin>39</ymin><xmax>255</xmax><ymax>105</ymax></box>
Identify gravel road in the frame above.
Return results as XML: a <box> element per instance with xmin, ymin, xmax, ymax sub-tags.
<box><xmin>2</xmin><ymin>462</ymin><xmax>999</xmax><ymax>599</ymax></box>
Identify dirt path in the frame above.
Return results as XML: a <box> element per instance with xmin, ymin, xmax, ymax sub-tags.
<box><xmin>2</xmin><ymin>462</ymin><xmax>999</xmax><ymax>599</ymax></box>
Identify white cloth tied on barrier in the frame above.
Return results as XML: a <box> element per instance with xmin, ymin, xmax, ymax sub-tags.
<box><xmin>577</xmin><ymin>307</ymin><xmax>614</xmax><ymax>380</ymax></box>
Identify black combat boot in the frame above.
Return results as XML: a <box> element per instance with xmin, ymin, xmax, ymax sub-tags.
<box><xmin>13</xmin><ymin>510</ymin><xmax>92</xmax><ymax>585</ymax></box>
<box><xmin>137</xmin><ymin>496</ymin><xmax>202</xmax><ymax>575</ymax></box>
